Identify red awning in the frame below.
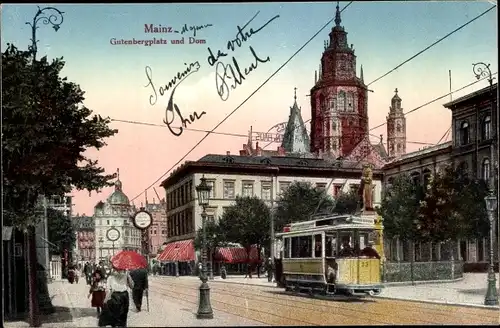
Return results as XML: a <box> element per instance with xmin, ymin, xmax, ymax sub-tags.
<box><xmin>214</xmin><ymin>246</ymin><xmax>260</xmax><ymax>264</ymax></box>
<box><xmin>157</xmin><ymin>239</ymin><xmax>195</xmax><ymax>262</ymax></box>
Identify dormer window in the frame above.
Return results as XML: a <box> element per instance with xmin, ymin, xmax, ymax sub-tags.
<box><xmin>460</xmin><ymin>121</ymin><xmax>469</xmax><ymax>145</ymax></box>
<box><xmin>483</xmin><ymin>115</ymin><xmax>491</xmax><ymax>140</ymax></box>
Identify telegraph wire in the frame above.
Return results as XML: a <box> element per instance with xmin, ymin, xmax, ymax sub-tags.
<box><xmin>263</xmin><ymin>4</ymin><xmax>496</xmax><ymax>150</ymax></box>
<box><xmin>128</xmin><ymin>2</ymin><xmax>355</xmax><ymax>203</ymax></box>
<box><xmin>366</xmin><ymin>4</ymin><xmax>496</xmax><ymax>87</ymax></box>
<box><xmin>110</xmin><ymin>118</ymin><xmax>438</xmax><ymax>146</ymax></box>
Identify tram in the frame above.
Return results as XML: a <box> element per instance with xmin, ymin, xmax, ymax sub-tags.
<box><xmin>275</xmin><ymin>214</ymin><xmax>384</xmax><ymax>296</ymax></box>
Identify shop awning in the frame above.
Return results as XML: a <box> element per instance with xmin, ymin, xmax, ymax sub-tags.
<box><xmin>157</xmin><ymin>239</ymin><xmax>195</xmax><ymax>262</ymax></box>
<box><xmin>214</xmin><ymin>246</ymin><xmax>261</xmax><ymax>264</ymax></box>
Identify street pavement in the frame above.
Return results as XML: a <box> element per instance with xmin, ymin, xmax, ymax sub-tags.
<box><xmin>4</xmin><ymin>278</ymin><xmax>264</xmax><ymax>327</ymax></box>
<box><xmin>148</xmin><ymin>276</ymin><xmax>499</xmax><ymax>325</ymax></box>
<box><xmin>202</xmin><ymin>272</ymin><xmax>500</xmax><ymax>309</ymax></box>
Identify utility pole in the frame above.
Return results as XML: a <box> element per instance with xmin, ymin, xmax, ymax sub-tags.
<box><xmin>25</xmin><ymin>6</ymin><xmax>64</xmax><ymax>327</ymax></box>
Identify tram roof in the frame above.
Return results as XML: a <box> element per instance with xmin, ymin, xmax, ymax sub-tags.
<box><xmin>276</xmin><ymin>215</ymin><xmax>376</xmax><ymax>237</ymax></box>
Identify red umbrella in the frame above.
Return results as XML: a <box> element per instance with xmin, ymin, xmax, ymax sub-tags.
<box><xmin>111</xmin><ymin>250</ymin><xmax>148</xmax><ymax>270</ymax></box>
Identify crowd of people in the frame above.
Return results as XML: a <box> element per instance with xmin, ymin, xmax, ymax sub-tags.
<box><xmin>65</xmin><ymin>260</ymin><xmax>149</xmax><ymax>327</ymax></box>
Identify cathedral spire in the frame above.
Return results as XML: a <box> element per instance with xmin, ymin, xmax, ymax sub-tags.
<box><xmin>335</xmin><ymin>1</ymin><xmax>342</xmax><ymax>27</ymax></box>
<box><xmin>294</xmin><ymin>87</ymin><xmax>297</xmax><ymax>102</ymax></box>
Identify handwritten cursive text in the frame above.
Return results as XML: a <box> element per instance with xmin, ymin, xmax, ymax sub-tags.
<box><xmin>206</xmin><ymin>11</ymin><xmax>279</xmax><ymax>67</ymax></box>
<box><xmin>145</xmin><ymin>61</ymin><xmax>201</xmax><ymax>106</ymax></box>
<box><xmin>215</xmin><ymin>45</ymin><xmax>270</xmax><ymax>101</ymax></box>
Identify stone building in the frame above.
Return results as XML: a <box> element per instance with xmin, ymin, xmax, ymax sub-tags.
<box><xmin>72</xmin><ymin>216</ymin><xmax>96</xmax><ymax>262</ymax></box>
<box><xmin>94</xmin><ymin>169</ymin><xmax>141</xmax><ymax>259</ymax></box>
<box><xmin>382</xmin><ymin>83</ymin><xmax>498</xmax><ymax>269</ymax></box>
<box><xmin>144</xmin><ymin>199</ymin><xmax>168</xmax><ymax>257</ymax></box>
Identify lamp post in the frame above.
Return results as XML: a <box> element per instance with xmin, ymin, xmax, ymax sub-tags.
<box><xmin>484</xmin><ymin>192</ymin><xmax>498</xmax><ymax>306</ymax></box>
<box><xmin>195</xmin><ymin>176</ymin><xmax>214</xmax><ymax>319</ymax></box>
<box><xmin>209</xmin><ymin>233</ymin><xmax>215</xmax><ymax>280</ymax></box>
<box><xmin>473</xmin><ymin>62</ymin><xmax>499</xmax><ymax>290</ymax></box>
<box><xmin>174</xmin><ymin>245</ymin><xmax>180</xmax><ymax>277</ymax></box>
<box><xmin>99</xmin><ymin>237</ymin><xmax>104</xmax><ymax>261</ymax></box>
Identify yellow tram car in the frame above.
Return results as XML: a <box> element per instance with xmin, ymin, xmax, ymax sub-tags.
<box><xmin>276</xmin><ymin>215</ymin><xmax>384</xmax><ymax>296</ymax></box>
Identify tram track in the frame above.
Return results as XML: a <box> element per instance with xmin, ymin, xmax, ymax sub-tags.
<box><xmin>150</xmin><ymin>279</ymin><xmax>498</xmax><ymax>325</ymax></box>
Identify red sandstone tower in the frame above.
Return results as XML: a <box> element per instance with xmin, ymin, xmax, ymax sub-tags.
<box><xmin>310</xmin><ymin>3</ymin><xmax>370</xmax><ymax>158</ymax></box>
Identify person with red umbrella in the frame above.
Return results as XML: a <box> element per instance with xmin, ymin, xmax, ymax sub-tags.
<box><xmin>98</xmin><ymin>251</ymin><xmax>143</xmax><ymax>327</ymax></box>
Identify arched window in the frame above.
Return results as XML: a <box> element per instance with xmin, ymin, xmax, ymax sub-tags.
<box><xmin>346</xmin><ymin>92</ymin><xmax>354</xmax><ymax>111</ymax></box>
<box><xmin>332</xmin><ymin>121</ymin><xmax>337</xmax><ymax>131</ymax></box>
<box><xmin>338</xmin><ymin>91</ymin><xmax>346</xmax><ymax>111</ymax></box>
<box><xmin>330</xmin><ymin>97</ymin><xmax>337</xmax><ymax>111</ymax></box>
<box><xmin>482</xmin><ymin>158</ymin><xmax>490</xmax><ymax>181</ymax></box>
<box><xmin>483</xmin><ymin>116</ymin><xmax>491</xmax><ymax>140</ymax></box>
<box><xmin>397</xmin><ymin>144</ymin><xmax>401</xmax><ymax>152</ymax></box>
<box><xmin>460</xmin><ymin>121</ymin><xmax>469</xmax><ymax>145</ymax></box>
<box><xmin>396</xmin><ymin>123</ymin><xmax>402</xmax><ymax>133</ymax></box>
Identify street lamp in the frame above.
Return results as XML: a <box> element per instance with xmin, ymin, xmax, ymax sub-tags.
<box><xmin>26</xmin><ymin>6</ymin><xmax>64</xmax><ymax>61</ymax></box>
<box><xmin>195</xmin><ymin>176</ymin><xmax>214</xmax><ymax>319</ymax></box>
<box><xmin>473</xmin><ymin>62</ymin><xmax>499</xmax><ymax>292</ymax></box>
<box><xmin>99</xmin><ymin>237</ymin><xmax>104</xmax><ymax>260</ymax></box>
<box><xmin>174</xmin><ymin>245</ymin><xmax>180</xmax><ymax>277</ymax></box>
<box><xmin>484</xmin><ymin>192</ymin><xmax>498</xmax><ymax>306</ymax></box>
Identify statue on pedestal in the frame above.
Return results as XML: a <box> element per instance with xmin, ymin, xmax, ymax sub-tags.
<box><xmin>359</xmin><ymin>164</ymin><xmax>374</xmax><ymax>211</ymax></box>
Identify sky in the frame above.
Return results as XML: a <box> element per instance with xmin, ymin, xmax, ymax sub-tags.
<box><xmin>1</xmin><ymin>1</ymin><xmax>498</xmax><ymax>215</ymax></box>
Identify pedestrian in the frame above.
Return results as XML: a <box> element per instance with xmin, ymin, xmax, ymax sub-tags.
<box><xmin>98</xmin><ymin>265</ymin><xmax>134</xmax><ymax>327</ymax></box>
<box><xmin>84</xmin><ymin>262</ymin><xmax>93</xmax><ymax>285</ymax></box>
<box><xmin>266</xmin><ymin>258</ymin><xmax>273</xmax><ymax>282</ymax></box>
<box><xmin>67</xmin><ymin>264</ymin><xmax>76</xmax><ymax>284</ymax></box>
<box><xmin>129</xmin><ymin>268</ymin><xmax>149</xmax><ymax>312</ymax></box>
<box><xmin>88</xmin><ymin>270</ymin><xmax>106</xmax><ymax>315</ymax></box>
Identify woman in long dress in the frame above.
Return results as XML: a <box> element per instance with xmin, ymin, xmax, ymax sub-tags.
<box><xmin>89</xmin><ymin>270</ymin><xmax>106</xmax><ymax>315</ymax></box>
<box><xmin>98</xmin><ymin>265</ymin><xmax>134</xmax><ymax>327</ymax></box>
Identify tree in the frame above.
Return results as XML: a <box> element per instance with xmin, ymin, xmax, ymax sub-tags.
<box><xmin>418</xmin><ymin>165</ymin><xmax>489</xmax><ymax>243</ymax></box>
<box><xmin>377</xmin><ymin>174</ymin><xmax>424</xmax><ymax>241</ymax></box>
<box><xmin>193</xmin><ymin>219</ymin><xmax>228</xmax><ymax>266</ymax></box>
<box><xmin>274</xmin><ymin>182</ymin><xmax>335</xmax><ymax>232</ymax></box>
<box><xmin>218</xmin><ymin>196</ymin><xmax>271</xmax><ymax>264</ymax></box>
<box><xmin>47</xmin><ymin>208</ymin><xmax>76</xmax><ymax>256</ymax></box>
<box><xmin>377</xmin><ymin>174</ymin><xmax>425</xmax><ymax>282</ymax></box>
<box><xmin>2</xmin><ymin>44</ymin><xmax>118</xmax><ymax>229</ymax></box>
<box><xmin>333</xmin><ymin>190</ymin><xmax>359</xmax><ymax>215</ymax></box>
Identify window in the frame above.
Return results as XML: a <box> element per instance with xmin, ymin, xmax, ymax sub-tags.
<box><xmin>106</xmin><ymin>220</ymin><xmax>110</xmax><ymax>225</ymax></box>
<box><xmin>242</xmin><ymin>182</ymin><xmax>254</xmax><ymax>197</ymax></box>
<box><xmin>291</xmin><ymin>236</ymin><xmax>313</xmax><ymax>258</ymax></box>
<box><xmin>284</xmin><ymin>238</ymin><xmax>290</xmax><ymax>258</ymax></box>
<box><xmin>396</xmin><ymin>123</ymin><xmax>402</xmax><ymax>133</ymax></box>
<box><xmin>482</xmin><ymin>158</ymin><xmax>490</xmax><ymax>181</ymax></box>
<box><xmin>483</xmin><ymin>115</ymin><xmax>491</xmax><ymax>140</ymax></box>
<box><xmin>460</xmin><ymin>121</ymin><xmax>469</xmax><ymax>145</ymax></box>
<box><xmin>314</xmin><ymin>234</ymin><xmax>322</xmax><ymax>258</ymax></box>
<box><xmin>332</xmin><ymin>121</ymin><xmax>337</xmax><ymax>131</ymax></box>
<box><xmin>346</xmin><ymin>92</ymin><xmax>354</xmax><ymax>111</ymax></box>
<box><xmin>325</xmin><ymin>234</ymin><xmax>337</xmax><ymax>257</ymax></box>
<box><xmin>223</xmin><ymin>181</ymin><xmax>235</xmax><ymax>199</ymax></box>
<box><xmin>329</xmin><ymin>97</ymin><xmax>336</xmax><ymax>111</ymax></box>
<box><xmin>206</xmin><ymin>180</ymin><xmax>215</xmax><ymax>199</ymax></box>
<box><xmin>261</xmin><ymin>182</ymin><xmax>272</xmax><ymax>200</ymax></box>
<box><xmin>333</xmin><ymin>185</ymin><xmax>343</xmax><ymax>197</ymax></box>
<box><xmin>316</xmin><ymin>183</ymin><xmax>327</xmax><ymax>192</ymax></box>
<box><xmin>397</xmin><ymin>144</ymin><xmax>401</xmax><ymax>152</ymax></box>
<box><xmin>338</xmin><ymin>91</ymin><xmax>346</xmax><ymax>111</ymax></box>
<box><xmin>279</xmin><ymin>182</ymin><xmax>291</xmax><ymax>195</ymax></box>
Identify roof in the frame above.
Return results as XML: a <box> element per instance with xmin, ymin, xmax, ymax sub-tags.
<box><xmin>384</xmin><ymin>141</ymin><xmax>452</xmax><ymax>169</ymax></box>
<box><xmin>160</xmin><ymin>153</ymin><xmax>383</xmax><ymax>188</ymax></box>
<box><xmin>281</xmin><ymin>100</ymin><xmax>310</xmax><ymax>154</ymax></box>
<box><xmin>443</xmin><ymin>83</ymin><xmax>497</xmax><ymax>108</ymax></box>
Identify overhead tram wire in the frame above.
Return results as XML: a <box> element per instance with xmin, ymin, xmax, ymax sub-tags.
<box><xmin>109</xmin><ymin>118</ymin><xmax>437</xmax><ymax>146</ymax></box>
<box><xmin>436</xmin><ymin>126</ymin><xmax>452</xmax><ymax>145</ymax></box>
<box><xmin>262</xmin><ymin>4</ymin><xmax>496</xmax><ymax>150</ymax></box>
<box><xmin>309</xmin><ymin>73</ymin><xmax>498</xmax><ymax>217</ymax></box>
<box><xmin>128</xmin><ymin>1</ymin><xmax>355</xmax><ymax>203</ymax></box>
<box><xmin>366</xmin><ymin>4</ymin><xmax>496</xmax><ymax>87</ymax></box>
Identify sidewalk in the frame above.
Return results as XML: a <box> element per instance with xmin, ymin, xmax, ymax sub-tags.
<box><xmin>200</xmin><ymin>273</ymin><xmax>500</xmax><ymax>309</ymax></box>
<box><xmin>5</xmin><ymin>278</ymin><xmax>264</xmax><ymax>327</ymax></box>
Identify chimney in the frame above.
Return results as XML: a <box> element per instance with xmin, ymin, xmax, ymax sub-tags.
<box><xmin>226</xmin><ymin>151</ymin><xmax>230</xmax><ymax>155</ymax></box>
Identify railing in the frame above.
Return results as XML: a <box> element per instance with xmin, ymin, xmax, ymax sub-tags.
<box><xmin>382</xmin><ymin>260</ymin><xmax>464</xmax><ymax>283</ymax></box>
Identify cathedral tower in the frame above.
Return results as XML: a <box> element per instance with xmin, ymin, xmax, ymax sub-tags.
<box><xmin>309</xmin><ymin>2</ymin><xmax>369</xmax><ymax>157</ymax></box>
<box><xmin>386</xmin><ymin>88</ymin><xmax>406</xmax><ymax>158</ymax></box>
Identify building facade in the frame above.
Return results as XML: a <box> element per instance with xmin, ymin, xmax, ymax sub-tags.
<box><xmin>73</xmin><ymin>216</ymin><xmax>96</xmax><ymax>262</ymax></box>
<box><xmin>94</xmin><ymin>170</ymin><xmax>141</xmax><ymax>259</ymax></box>
<box><xmin>382</xmin><ymin>83</ymin><xmax>498</xmax><ymax>268</ymax></box>
<box><xmin>160</xmin><ymin>153</ymin><xmax>384</xmax><ymax>260</ymax></box>
<box><xmin>144</xmin><ymin>200</ymin><xmax>168</xmax><ymax>257</ymax></box>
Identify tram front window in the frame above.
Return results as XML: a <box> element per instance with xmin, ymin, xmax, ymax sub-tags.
<box><xmin>314</xmin><ymin>234</ymin><xmax>322</xmax><ymax>258</ymax></box>
<box><xmin>338</xmin><ymin>232</ymin><xmax>355</xmax><ymax>258</ymax></box>
<box><xmin>325</xmin><ymin>234</ymin><xmax>337</xmax><ymax>258</ymax></box>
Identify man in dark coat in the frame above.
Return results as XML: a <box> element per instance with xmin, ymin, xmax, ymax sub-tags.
<box><xmin>84</xmin><ymin>262</ymin><xmax>93</xmax><ymax>285</ymax></box>
<box><xmin>129</xmin><ymin>268</ymin><xmax>149</xmax><ymax>312</ymax></box>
